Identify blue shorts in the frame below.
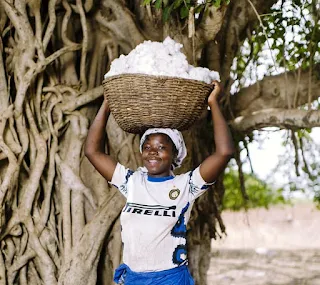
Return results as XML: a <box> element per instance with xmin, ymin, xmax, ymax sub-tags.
<box><xmin>114</xmin><ymin>263</ymin><xmax>195</xmax><ymax>285</ymax></box>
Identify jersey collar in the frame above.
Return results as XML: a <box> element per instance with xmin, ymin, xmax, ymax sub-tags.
<box><xmin>147</xmin><ymin>175</ymin><xmax>174</xmax><ymax>182</ymax></box>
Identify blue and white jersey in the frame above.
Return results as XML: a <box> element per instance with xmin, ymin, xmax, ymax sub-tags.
<box><xmin>111</xmin><ymin>163</ymin><xmax>212</xmax><ymax>272</ymax></box>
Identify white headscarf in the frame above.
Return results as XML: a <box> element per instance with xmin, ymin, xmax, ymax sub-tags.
<box><xmin>139</xmin><ymin>128</ymin><xmax>187</xmax><ymax>169</ymax></box>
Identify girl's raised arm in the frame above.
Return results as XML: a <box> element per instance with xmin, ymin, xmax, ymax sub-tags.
<box><xmin>199</xmin><ymin>81</ymin><xmax>235</xmax><ymax>183</ymax></box>
<box><xmin>84</xmin><ymin>99</ymin><xmax>117</xmax><ymax>181</ymax></box>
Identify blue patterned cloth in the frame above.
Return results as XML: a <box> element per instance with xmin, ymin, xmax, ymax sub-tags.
<box><xmin>114</xmin><ymin>264</ymin><xmax>195</xmax><ymax>285</ymax></box>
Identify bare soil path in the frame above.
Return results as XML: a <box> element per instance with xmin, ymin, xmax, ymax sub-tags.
<box><xmin>207</xmin><ymin>202</ymin><xmax>320</xmax><ymax>285</ymax></box>
<box><xmin>207</xmin><ymin>249</ymin><xmax>320</xmax><ymax>285</ymax></box>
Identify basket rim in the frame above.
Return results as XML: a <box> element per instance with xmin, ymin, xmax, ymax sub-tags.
<box><xmin>102</xmin><ymin>73</ymin><xmax>214</xmax><ymax>88</ymax></box>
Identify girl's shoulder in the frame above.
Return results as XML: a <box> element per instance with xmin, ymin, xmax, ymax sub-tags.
<box><xmin>173</xmin><ymin>169</ymin><xmax>194</xmax><ymax>182</ymax></box>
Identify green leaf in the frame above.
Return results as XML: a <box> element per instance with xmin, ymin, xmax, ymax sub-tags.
<box><xmin>155</xmin><ymin>0</ymin><xmax>162</xmax><ymax>9</ymax></box>
<box><xmin>237</xmin><ymin>58</ymin><xmax>246</xmax><ymax>70</ymax></box>
<box><xmin>194</xmin><ymin>4</ymin><xmax>204</xmax><ymax>14</ymax></box>
<box><xmin>173</xmin><ymin>0</ymin><xmax>184</xmax><ymax>9</ymax></box>
<box><xmin>213</xmin><ymin>0</ymin><xmax>221</xmax><ymax>8</ymax></box>
<box><xmin>253</xmin><ymin>42</ymin><xmax>261</xmax><ymax>55</ymax></box>
<box><xmin>180</xmin><ymin>5</ymin><xmax>189</xmax><ymax>19</ymax></box>
<box><xmin>222</xmin><ymin>168</ymin><xmax>288</xmax><ymax>211</ymax></box>
<box><xmin>163</xmin><ymin>4</ymin><xmax>173</xmax><ymax>22</ymax></box>
<box><xmin>142</xmin><ymin>0</ymin><xmax>152</xmax><ymax>5</ymax></box>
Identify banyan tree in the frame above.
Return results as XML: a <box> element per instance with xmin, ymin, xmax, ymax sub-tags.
<box><xmin>0</xmin><ymin>0</ymin><xmax>319</xmax><ymax>284</ymax></box>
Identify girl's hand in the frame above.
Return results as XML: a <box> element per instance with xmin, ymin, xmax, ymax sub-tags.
<box><xmin>208</xmin><ymin>80</ymin><xmax>221</xmax><ymax>106</ymax></box>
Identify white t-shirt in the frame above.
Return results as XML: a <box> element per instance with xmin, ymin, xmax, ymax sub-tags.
<box><xmin>111</xmin><ymin>163</ymin><xmax>212</xmax><ymax>272</ymax></box>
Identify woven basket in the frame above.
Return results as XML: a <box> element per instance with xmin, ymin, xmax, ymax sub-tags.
<box><xmin>102</xmin><ymin>74</ymin><xmax>213</xmax><ymax>134</ymax></box>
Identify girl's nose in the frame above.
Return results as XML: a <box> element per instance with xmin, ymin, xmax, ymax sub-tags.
<box><xmin>149</xmin><ymin>147</ymin><xmax>158</xmax><ymax>154</ymax></box>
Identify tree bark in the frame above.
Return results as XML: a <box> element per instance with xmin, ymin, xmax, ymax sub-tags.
<box><xmin>231</xmin><ymin>109</ymin><xmax>320</xmax><ymax>133</ymax></box>
<box><xmin>231</xmin><ymin>64</ymin><xmax>320</xmax><ymax>117</ymax></box>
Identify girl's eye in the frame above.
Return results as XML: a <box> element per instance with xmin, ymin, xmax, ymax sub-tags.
<box><xmin>143</xmin><ymin>145</ymin><xmax>150</xmax><ymax>150</ymax></box>
<box><xmin>158</xmin><ymin>146</ymin><xmax>165</xmax><ymax>150</ymax></box>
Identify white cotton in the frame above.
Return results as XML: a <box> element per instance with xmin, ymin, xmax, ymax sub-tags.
<box><xmin>104</xmin><ymin>37</ymin><xmax>220</xmax><ymax>84</ymax></box>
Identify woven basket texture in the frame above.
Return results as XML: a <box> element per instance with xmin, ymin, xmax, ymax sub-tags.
<box><xmin>102</xmin><ymin>74</ymin><xmax>213</xmax><ymax>134</ymax></box>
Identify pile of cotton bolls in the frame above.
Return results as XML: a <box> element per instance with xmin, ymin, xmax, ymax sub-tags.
<box><xmin>104</xmin><ymin>37</ymin><xmax>220</xmax><ymax>84</ymax></box>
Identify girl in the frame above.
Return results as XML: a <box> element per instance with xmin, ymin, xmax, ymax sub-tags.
<box><xmin>84</xmin><ymin>80</ymin><xmax>234</xmax><ymax>284</ymax></box>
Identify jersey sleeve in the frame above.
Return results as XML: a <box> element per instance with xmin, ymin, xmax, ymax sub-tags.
<box><xmin>188</xmin><ymin>166</ymin><xmax>215</xmax><ymax>201</ymax></box>
<box><xmin>110</xmin><ymin>163</ymin><xmax>134</xmax><ymax>198</ymax></box>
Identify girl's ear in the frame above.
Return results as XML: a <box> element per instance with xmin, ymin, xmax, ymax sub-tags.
<box><xmin>171</xmin><ymin>148</ymin><xmax>178</xmax><ymax>170</ymax></box>
<box><xmin>173</xmin><ymin>145</ymin><xmax>178</xmax><ymax>158</ymax></box>
<box><xmin>174</xmin><ymin>151</ymin><xmax>178</xmax><ymax>161</ymax></box>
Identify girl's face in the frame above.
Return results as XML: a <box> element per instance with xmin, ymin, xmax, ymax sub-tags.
<box><xmin>141</xmin><ymin>133</ymin><xmax>175</xmax><ymax>177</ymax></box>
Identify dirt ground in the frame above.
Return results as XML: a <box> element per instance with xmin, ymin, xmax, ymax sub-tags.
<box><xmin>207</xmin><ymin>202</ymin><xmax>320</xmax><ymax>285</ymax></box>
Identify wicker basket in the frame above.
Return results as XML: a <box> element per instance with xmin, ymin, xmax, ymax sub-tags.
<box><xmin>102</xmin><ymin>74</ymin><xmax>213</xmax><ymax>134</ymax></box>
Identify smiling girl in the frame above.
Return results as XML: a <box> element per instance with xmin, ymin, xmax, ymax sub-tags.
<box><xmin>84</xmin><ymin>80</ymin><xmax>234</xmax><ymax>284</ymax></box>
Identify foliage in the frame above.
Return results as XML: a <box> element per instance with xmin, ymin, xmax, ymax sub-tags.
<box><xmin>268</xmin><ymin>129</ymin><xmax>320</xmax><ymax>208</ymax></box>
<box><xmin>230</xmin><ymin>0</ymin><xmax>320</xmax><ymax>208</ymax></box>
<box><xmin>223</xmin><ymin>169</ymin><xmax>287</xmax><ymax>211</ymax></box>
<box><xmin>142</xmin><ymin>0</ymin><xmax>230</xmax><ymax>21</ymax></box>
<box><xmin>233</xmin><ymin>0</ymin><xmax>320</xmax><ymax>91</ymax></box>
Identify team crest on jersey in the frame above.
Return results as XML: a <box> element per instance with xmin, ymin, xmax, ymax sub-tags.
<box><xmin>169</xmin><ymin>188</ymin><xmax>180</xmax><ymax>200</ymax></box>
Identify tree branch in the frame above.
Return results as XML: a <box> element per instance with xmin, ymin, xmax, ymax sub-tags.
<box><xmin>60</xmin><ymin>86</ymin><xmax>104</xmax><ymax>112</ymax></box>
<box><xmin>58</xmin><ymin>192</ymin><xmax>123</xmax><ymax>285</ymax></box>
<box><xmin>196</xmin><ymin>5</ymin><xmax>227</xmax><ymax>44</ymax></box>
<box><xmin>96</xmin><ymin>0</ymin><xmax>145</xmax><ymax>53</ymax></box>
<box><xmin>231</xmin><ymin>108</ymin><xmax>320</xmax><ymax>133</ymax></box>
<box><xmin>0</xmin><ymin>37</ymin><xmax>8</xmax><ymax>112</ymax></box>
<box><xmin>38</xmin><ymin>137</ymin><xmax>58</xmax><ymax>234</ymax></box>
<box><xmin>0</xmin><ymin>136</ymin><xmax>18</xmax><ymax>208</ymax></box>
<box><xmin>55</xmin><ymin>154</ymin><xmax>97</xmax><ymax>210</ymax></box>
<box><xmin>231</xmin><ymin>63</ymin><xmax>320</xmax><ymax>117</ymax></box>
<box><xmin>8</xmin><ymin>249</ymin><xmax>36</xmax><ymax>279</ymax></box>
<box><xmin>61</xmin><ymin>0</ymin><xmax>77</xmax><ymax>46</ymax></box>
<box><xmin>0</xmin><ymin>242</ymin><xmax>6</xmax><ymax>285</ymax></box>
<box><xmin>43</xmin><ymin>0</ymin><xmax>58</xmax><ymax>50</ymax></box>
<box><xmin>76</xmin><ymin>0</ymin><xmax>88</xmax><ymax>91</ymax></box>
<box><xmin>14</xmin><ymin>44</ymin><xmax>81</xmax><ymax>116</ymax></box>
<box><xmin>67</xmin><ymin>114</ymin><xmax>88</xmax><ymax>245</ymax></box>
<box><xmin>21</xmin><ymin>103</ymin><xmax>47</xmax><ymax>212</ymax></box>
<box><xmin>0</xmin><ymin>0</ymin><xmax>34</xmax><ymax>46</ymax></box>
<box><xmin>24</xmin><ymin>217</ymin><xmax>57</xmax><ymax>285</ymax></box>
<box><xmin>0</xmin><ymin>106</ymin><xmax>18</xmax><ymax>213</ymax></box>
<box><xmin>206</xmin><ymin>0</ymin><xmax>277</xmax><ymax>87</ymax></box>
